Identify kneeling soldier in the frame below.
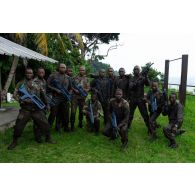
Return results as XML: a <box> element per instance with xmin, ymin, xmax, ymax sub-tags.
<box><xmin>8</xmin><ymin>68</ymin><xmax>55</xmax><ymax>150</ymax></box>
<box><xmin>147</xmin><ymin>82</ymin><xmax>164</xmax><ymax>139</ymax></box>
<box><xmin>163</xmin><ymin>93</ymin><xmax>185</xmax><ymax>148</ymax></box>
<box><xmin>83</xmin><ymin>91</ymin><xmax>103</xmax><ymax>135</ymax></box>
<box><xmin>103</xmin><ymin>89</ymin><xmax>129</xmax><ymax>150</ymax></box>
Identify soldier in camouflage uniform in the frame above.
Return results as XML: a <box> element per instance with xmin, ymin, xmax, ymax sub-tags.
<box><xmin>103</xmin><ymin>89</ymin><xmax>129</xmax><ymax>150</ymax></box>
<box><xmin>33</xmin><ymin>67</ymin><xmax>48</xmax><ymax>142</ymax></box>
<box><xmin>47</xmin><ymin>63</ymin><xmax>72</xmax><ymax>132</ymax></box>
<box><xmin>83</xmin><ymin>91</ymin><xmax>103</xmax><ymax>135</ymax></box>
<box><xmin>163</xmin><ymin>93</ymin><xmax>185</xmax><ymax>148</ymax></box>
<box><xmin>128</xmin><ymin>65</ymin><xmax>152</xmax><ymax>136</ymax></box>
<box><xmin>114</xmin><ymin>68</ymin><xmax>130</xmax><ymax>101</ymax></box>
<box><xmin>90</xmin><ymin>69</ymin><xmax>111</xmax><ymax>124</ymax></box>
<box><xmin>70</xmin><ymin>66</ymin><xmax>90</xmax><ymax>130</ymax></box>
<box><xmin>8</xmin><ymin>68</ymin><xmax>55</xmax><ymax>150</ymax></box>
<box><xmin>146</xmin><ymin>82</ymin><xmax>164</xmax><ymax>139</ymax></box>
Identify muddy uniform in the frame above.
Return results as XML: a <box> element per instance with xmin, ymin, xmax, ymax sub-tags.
<box><xmin>114</xmin><ymin>75</ymin><xmax>130</xmax><ymax>100</ymax></box>
<box><xmin>108</xmin><ymin>75</ymin><xmax>117</xmax><ymax>99</ymax></box>
<box><xmin>128</xmin><ymin>75</ymin><xmax>151</xmax><ymax>133</ymax></box>
<box><xmin>91</xmin><ymin>77</ymin><xmax>111</xmax><ymax>124</ymax></box>
<box><xmin>71</xmin><ymin>75</ymin><xmax>90</xmax><ymax>128</ymax></box>
<box><xmin>47</xmin><ymin>72</ymin><xmax>72</xmax><ymax>131</ymax></box>
<box><xmin>163</xmin><ymin>101</ymin><xmax>183</xmax><ymax>145</ymax></box>
<box><xmin>12</xmin><ymin>79</ymin><xmax>51</xmax><ymax>141</ymax></box>
<box><xmin>83</xmin><ymin>99</ymin><xmax>103</xmax><ymax>133</ymax></box>
<box><xmin>104</xmin><ymin>98</ymin><xmax>129</xmax><ymax>145</ymax></box>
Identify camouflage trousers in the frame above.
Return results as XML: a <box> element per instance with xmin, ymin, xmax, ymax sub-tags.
<box><xmin>70</xmin><ymin>97</ymin><xmax>85</xmax><ymax>126</ymax></box>
<box><xmin>103</xmin><ymin>122</ymin><xmax>128</xmax><ymax>144</ymax></box>
<box><xmin>13</xmin><ymin>108</ymin><xmax>50</xmax><ymax>140</ymax></box>
<box><xmin>163</xmin><ymin>122</ymin><xmax>183</xmax><ymax>144</ymax></box>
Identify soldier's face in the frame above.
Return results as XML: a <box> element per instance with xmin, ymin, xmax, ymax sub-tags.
<box><xmin>25</xmin><ymin>69</ymin><xmax>33</xmax><ymax>80</ymax></box>
<box><xmin>119</xmin><ymin>69</ymin><xmax>125</xmax><ymax>76</ymax></box>
<box><xmin>59</xmin><ymin>64</ymin><xmax>66</xmax><ymax>74</ymax></box>
<box><xmin>92</xmin><ymin>94</ymin><xmax>97</xmax><ymax>101</ymax></box>
<box><xmin>169</xmin><ymin>94</ymin><xmax>177</xmax><ymax>104</ymax></box>
<box><xmin>151</xmin><ymin>83</ymin><xmax>158</xmax><ymax>91</ymax></box>
<box><xmin>66</xmin><ymin>69</ymin><xmax>73</xmax><ymax>77</ymax></box>
<box><xmin>99</xmin><ymin>70</ymin><xmax>106</xmax><ymax>77</ymax></box>
<box><xmin>108</xmin><ymin>69</ymin><xmax>113</xmax><ymax>76</ymax></box>
<box><xmin>133</xmin><ymin>66</ymin><xmax>140</xmax><ymax>75</ymax></box>
<box><xmin>115</xmin><ymin>91</ymin><xmax>123</xmax><ymax>100</ymax></box>
<box><xmin>37</xmin><ymin>69</ymin><xmax>45</xmax><ymax>79</ymax></box>
<box><xmin>79</xmin><ymin>67</ymin><xmax>85</xmax><ymax>76</ymax></box>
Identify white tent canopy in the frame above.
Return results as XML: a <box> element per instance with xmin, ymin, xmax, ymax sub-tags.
<box><xmin>0</xmin><ymin>36</ymin><xmax>58</xmax><ymax>63</ymax></box>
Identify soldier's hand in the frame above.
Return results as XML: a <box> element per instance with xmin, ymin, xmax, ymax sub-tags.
<box><xmin>47</xmin><ymin>105</ymin><xmax>50</xmax><ymax>112</ymax></box>
<box><xmin>74</xmin><ymin>89</ymin><xmax>80</xmax><ymax>94</ymax></box>
<box><xmin>56</xmin><ymin>89</ymin><xmax>62</xmax><ymax>94</ymax></box>
<box><xmin>172</xmin><ymin>126</ymin><xmax>177</xmax><ymax>133</ymax></box>
<box><xmin>22</xmin><ymin>99</ymin><xmax>32</xmax><ymax>104</ymax></box>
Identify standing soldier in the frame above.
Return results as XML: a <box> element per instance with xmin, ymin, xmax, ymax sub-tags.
<box><xmin>70</xmin><ymin>66</ymin><xmax>90</xmax><ymax>131</ymax></box>
<box><xmin>83</xmin><ymin>91</ymin><xmax>103</xmax><ymax>135</ymax></box>
<box><xmin>114</xmin><ymin>68</ymin><xmax>130</xmax><ymax>101</ymax></box>
<box><xmin>47</xmin><ymin>63</ymin><xmax>72</xmax><ymax>132</ymax></box>
<box><xmin>107</xmin><ymin>67</ymin><xmax>117</xmax><ymax>99</ymax></box>
<box><xmin>8</xmin><ymin>68</ymin><xmax>55</xmax><ymax>150</ymax></box>
<box><xmin>33</xmin><ymin>67</ymin><xmax>48</xmax><ymax>143</ymax></box>
<box><xmin>91</xmin><ymin>69</ymin><xmax>111</xmax><ymax>124</ymax></box>
<box><xmin>103</xmin><ymin>89</ymin><xmax>129</xmax><ymax>150</ymax></box>
<box><xmin>147</xmin><ymin>81</ymin><xmax>164</xmax><ymax>139</ymax></box>
<box><xmin>163</xmin><ymin>93</ymin><xmax>185</xmax><ymax>148</ymax></box>
<box><xmin>128</xmin><ymin>65</ymin><xmax>152</xmax><ymax>136</ymax></box>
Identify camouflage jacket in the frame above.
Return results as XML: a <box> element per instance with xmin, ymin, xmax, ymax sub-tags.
<box><xmin>72</xmin><ymin>74</ymin><xmax>90</xmax><ymax>99</ymax></box>
<box><xmin>47</xmin><ymin>71</ymin><xmax>72</xmax><ymax>96</ymax></box>
<box><xmin>83</xmin><ymin>99</ymin><xmax>103</xmax><ymax>118</ymax></box>
<box><xmin>13</xmin><ymin>79</ymin><xmax>47</xmax><ymax>109</ymax></box>
<box><xmin>33</xmin><ymin>77</ymin><xmax>47</xmax><ymax>92</ymax></box>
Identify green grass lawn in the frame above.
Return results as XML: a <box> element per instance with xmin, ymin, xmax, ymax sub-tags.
<box><xmin>1</xmin><ymin>96</ymin><xmax>195</xmax><ymax>163</ymax></box>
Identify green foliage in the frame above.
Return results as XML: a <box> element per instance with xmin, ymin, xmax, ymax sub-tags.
<box><xmin>91</xmin><ymin>60</ymin><xmax>110</xmax><ymax>74</ymax></box>
<box><xmin>141</xmin><ymin>64</ymin><xmax>164</xmax><ymax>82</ymax></box>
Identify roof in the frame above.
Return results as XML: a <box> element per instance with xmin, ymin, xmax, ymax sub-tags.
<box><xmin>0</xmin><ymin>36</ymin><xmax>58</xmax><ymax>64</ymax></box>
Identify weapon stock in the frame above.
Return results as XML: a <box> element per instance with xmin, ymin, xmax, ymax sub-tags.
<box><xmin>111</xmin><ymin>111</ymin><xmax>119</xmax><ymax>138</ymax></box>
<box><xmin>88</xmin><ymin>100</ymin><xmax>95</xmax><ymax>125</ymax></box>
<box><xmin>18</xmin><ymin>84</ymin><xmax>46</xmax><ymax>110</ymax></box>
<box><xmin>73</xmin><ymin>82</ymin><xmax>88</xmax><ymax>97</ymax></box>
<box><xmin>52</xmin><ymin>80</ymin><xmax>72</xmax><ymax>101</ymax></box>
<box><xmin>141</xmin><ymin>62</ymin><xmax>154</xmax><ymax>76</ymax></box>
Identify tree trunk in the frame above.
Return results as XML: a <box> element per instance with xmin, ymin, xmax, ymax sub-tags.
<box><xmin>3</xmin><ymin>56</ymin><xmax>19</xmax><ymax>93</ymax></box>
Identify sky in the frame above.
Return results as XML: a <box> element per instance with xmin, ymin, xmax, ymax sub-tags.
<box><xmin>99</xmin><ymin>33</ymin><xmax>195</xmax><ymax>84</ymax></box>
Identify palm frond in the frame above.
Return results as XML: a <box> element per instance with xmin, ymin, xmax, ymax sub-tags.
<box><xmin>35</xmin><ymin>33</ymin><xmax>48</xmax><ymax>55</ymax></box>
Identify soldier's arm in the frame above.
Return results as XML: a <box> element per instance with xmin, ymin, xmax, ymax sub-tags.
<box><xmin>13</xmin><ymin>81</ymin><xmax>23</xmax><ymax>101</ymax></box>
<box><xmin>47</xmin><ymin>74</ymin><xmax>61</xmax><ymax>93</ymax></box>
<box><xmin>97</xmin><ymin>101</ymin><xmax>103</xmax><ymax>117</ymax></box>
<box><xmin>118</xmin><ymin>102</ymin><xmax>130</xmax><ymax>128</ymax></box>
<box><xmin>83</xmin><ymin>77</ymin><xmax>90</xmax><ymax>92</ymax></box>
<box><xmin>144</xmin><ymin>76</ymin><xmax>150</xmax><ymax>86</ymax></box>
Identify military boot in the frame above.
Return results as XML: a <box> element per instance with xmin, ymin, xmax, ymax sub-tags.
<box><xmin>7</xmin><ymin>139</ymin><xmax>18</xmax><ymax>150</ymax></box>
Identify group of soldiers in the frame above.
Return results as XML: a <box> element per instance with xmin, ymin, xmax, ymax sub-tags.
<box><xmin>7</xmin><ymin>63</ymin><xmax>185</xmax><ymax>150</ymax></box>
